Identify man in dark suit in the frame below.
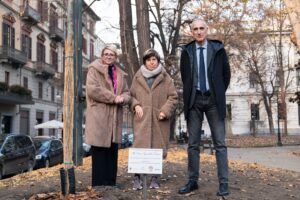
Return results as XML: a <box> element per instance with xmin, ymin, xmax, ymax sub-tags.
<box><xmin>178</xmin><ymin>19</ymin><xmax>231</xmax><ymax>197</ymax></box>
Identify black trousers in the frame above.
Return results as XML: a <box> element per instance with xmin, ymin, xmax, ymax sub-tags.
<box><xmin>91</xmin><ymin>143</ymin><xmax>119</xmax><ymax>186</ymax></box>
<box><xmin>187</xmin><ymin>93</ymin><xmax>228</xmax><ymax>184</ymax></box>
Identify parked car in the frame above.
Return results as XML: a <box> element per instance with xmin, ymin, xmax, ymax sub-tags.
<box><xmin>121</xmin><ymin>130</ymin><xmax>134</xmax><ymax>148</ymax></box>
<box><xmin>0</xmin><ymin>134</ymin><xmax>36</xmax><ymax>179</ymax></box>
<box><xmin>33</xmin><ymin>136</ymin><xmax>63</xmax><ymax>168</ymax></box>
<box><xmin>128</xmin><ymin>132</ymin><xmax>134</xmax><ymax>146</ymax></box>
<box><xmin>120</xmin><ymin>132</ymin><xmax>129</xmax><ymax>148</ymax></box>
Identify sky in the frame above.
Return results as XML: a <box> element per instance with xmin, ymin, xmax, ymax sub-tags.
<box><xmin>85</xmin><ymin>0</ymin><xmax>121</xmax><ymax>44</ymax></box>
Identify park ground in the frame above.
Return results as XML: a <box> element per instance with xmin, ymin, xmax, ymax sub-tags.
<box><xmin>0</xmin><ymin>135</ymin><xmax>299</xmax><ymax>200</ymax></box>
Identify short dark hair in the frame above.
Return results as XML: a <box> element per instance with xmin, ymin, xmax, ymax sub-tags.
<box><xmin>142</xmin><ymin>49</ymin><xmax>160</xmax><ymax>65</ymax></box>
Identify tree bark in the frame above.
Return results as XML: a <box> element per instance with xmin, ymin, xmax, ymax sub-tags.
<box><xmin>118</xmin><ymin>0</ymin><xmax>139</xmax><ymax>85</ymax></box>
<box><xmin>136</xmin><ymin>0</ymin><xmax>151</xmax><ymax>64</ymax></box>
<box><xmin>64</xmin><ymin>0</ymin><xmax>74</xmax><ymax>171</ymax></box>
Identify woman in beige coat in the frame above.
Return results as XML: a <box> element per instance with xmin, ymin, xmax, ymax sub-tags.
<box><xmin>130</xmin><ymin>49</ymin><xmax>178</xmax><ymax>190</ymax></box>
<box><xmin>85</xmin><ymin>45</ymin><xmax>130</xmax><ymax>187</ymax></box>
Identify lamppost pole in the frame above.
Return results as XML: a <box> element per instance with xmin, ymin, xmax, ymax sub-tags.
<box><xmin>276</xmin><ymin>89</ymin><xmax>283</xmax><ymax>146</ymax></box>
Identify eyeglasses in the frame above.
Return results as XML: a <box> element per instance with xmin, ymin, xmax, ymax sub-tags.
<box><xmin>103</xmin><ymin>53</ymin><xmax>115</xmax><ymax>57</ymax></box>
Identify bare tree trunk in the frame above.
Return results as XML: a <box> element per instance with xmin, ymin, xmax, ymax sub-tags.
<box><xmin>118</xmin><ymin>0</ymin><xmax>139</xmax><ymax>85</ymax></box>
<box><xmin>263</xmin><ymin>91</ymin><xmax>276</xmax><ymax>135</ymax></box>
<box><xmin>284</xmin><ymin>0</ymin><xmax>300</xmax><ymax>51</ymax></box>
<box><xmin>64</xmin><ymin>0</ymin><xmax>74</xmax><ymax>171</ymax></box>
<box><xmin>136</xmin><ymin>0</ymin><xmax>151</xmax><ymax>64</ymax></box>
<box><xmin>61</xmin><ymin>0</ymin><xmax>74</xmax><ymax>196</ymax></box>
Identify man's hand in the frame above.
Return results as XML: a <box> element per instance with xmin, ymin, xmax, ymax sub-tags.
<box><xmin>135</xmin><ymin>105</ymin><xmax>143</xmax><ymax>119</ymax></box>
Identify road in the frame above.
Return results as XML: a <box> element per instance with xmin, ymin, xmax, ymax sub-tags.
<box><xmin>227</xmin><ymin>146</ymin><xmax>300</xmax><ymax>172</ymax></box>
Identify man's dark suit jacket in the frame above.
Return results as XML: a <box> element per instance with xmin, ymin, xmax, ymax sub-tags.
<box><xmin>180</xmin><ymin>39</ymin><xmax>231</xmax><ymax>120</ymax></box>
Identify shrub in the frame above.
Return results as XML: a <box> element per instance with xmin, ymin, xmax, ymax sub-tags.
<box><xmin>9</xmin><ymin>85</ymin><xmax>32</xmax><ymax>96</ymax></box>
<box><xmin>0</xmin><ymin>82</ymin><xmax>8</xmax><ymax>92</ymax></box>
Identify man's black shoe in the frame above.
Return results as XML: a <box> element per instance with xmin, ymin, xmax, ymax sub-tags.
<box><xmin>217</xmin><ymin>191</ymin><xmax>229</xmax><ymax>197</ymax></box>
<box><xmin>178</xmin><ymin>180</ymin><xmax>198</xmax><ymax>194</ymax></box>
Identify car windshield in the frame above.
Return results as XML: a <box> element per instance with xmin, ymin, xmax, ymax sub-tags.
<box><xmin>34</xmin><ymin>140</ymin><xmax>50</xmax><ymax>152</ymax></box>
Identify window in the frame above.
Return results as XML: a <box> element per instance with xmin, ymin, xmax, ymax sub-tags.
<box><xmin>2</xmin><ymin>23</ymin><xmax>15</xmax><ymax>48</ymax></box>
<box><xmin>249</xmin><ymin>72</ymin><xmax>258</xmax><ymax>88</ymax></box>
<box><xmin>82</xmin><ymin>37</ymin><xmax>87</xmax><ymax>54</ymax></box>
<box><xmin>49</xmin><ymin>6</ymin><xmax>58</xmax><ymax>28</ymax></box>
<box><xmin>90</xmin><ymin>39</ymin><xmax>94</xmax><ymax>61</ymax></box>
<box><xmin>251</xmin><ymin>103</ymin><xmax>260</xmax><ymax>120</ymax></box>
<box><xmin>226</xmin><ymin>104</ymin><xmax>232</xmax><ymax>120</ymax></box>
<box><xmin>5</xmin><ymin>71</ymin><xmax>9</xmax><ymax>85</ymax></box>
<box><xmin>23</xmin><ymin>77</ymin><xmax>28</xmax><ymax>89</ymax></box>
<box><xmin>38</xmin><ymin>0</ymin><xmax>48</xmax><ymax>22</ymax></box>
<box><xmin>36</xmin><ymin>111</ymin><xmax>44</xmax><ymax>136</ymax></box>
<box><xmin>38</xmin><ymin>82</ymin><xmax>43</xmax><ymax>99</ymax></box>
<box><xmin>51</xmin><ymin>50</ymin><xmax>58</xmax><ymax>71</ymax></box>
<box><xmin>37</xmin><ymin>42</ymin><xmax>45</xmax><ymax>62</ymax></box>
<box><xmin>278</xmin><ymin>102</ymin><xmax>285</xmax><ymax>120</ymax></box>
<box><xmin>21</xmin><ymin>34</ymin><xmax>32</xmax><ymax>59</ymax></box>
<box><xmin>49</xmin><ymin>112</ymin><xmax>56</xmax><ymax>136</ymax></box>
<box><xmin>3</xmin><ymin>137</ymin><xmax>16</xmax><ymax>153</ymax></box>
<box><xmin>51</xmin><ymin>86</ymin><xmax>55</xmax><ymax>102</ymax></box>
<box><xmin>89</xmin><ymin>20</ymin><xmax>95</xmax><ymax>33</ymax></box>
<box><xmin>20</xmin><ymin>109</ymin><xmax>29</xmax><ymax>135</ymax></box>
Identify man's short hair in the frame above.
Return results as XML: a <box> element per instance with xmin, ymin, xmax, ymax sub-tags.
<box><xmin>190</xmin><ymin>18</ymin><xmax>208</xmax><ymax>29</ymax></box>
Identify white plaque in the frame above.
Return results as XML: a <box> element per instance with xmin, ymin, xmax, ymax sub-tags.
<box><xmin>128</xmin><ymin>148</ymin><xmax>163</xmax><ymax>174</ymax></box>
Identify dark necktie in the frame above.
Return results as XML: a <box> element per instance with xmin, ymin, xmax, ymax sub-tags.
<box><xmin>199</xmin><ymin>47</ymin><xmax>206</xmax><ymax>91</ymax></box>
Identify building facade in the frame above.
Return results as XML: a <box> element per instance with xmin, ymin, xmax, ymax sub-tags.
<box><xmin>0</xmin><ymin>0</ymin><xmax>100</xmax><ymax>137</ymax></box>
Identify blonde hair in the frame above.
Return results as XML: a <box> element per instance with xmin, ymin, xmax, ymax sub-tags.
<box><xmin>101</xmin><ymin>44</ymin><xmax>118</xmax><ymax>57</ymax></box>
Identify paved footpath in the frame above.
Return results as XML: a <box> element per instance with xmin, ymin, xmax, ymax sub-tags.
<box><xmin>227</xmin><ymin>146</ymin><xmax>300</xmax><ymax>172</ymax></box>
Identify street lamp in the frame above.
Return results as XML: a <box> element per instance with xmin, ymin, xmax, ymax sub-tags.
<box><xmin>274</xmin><ymin>84</ymin><xmax>283</xmax><ymax>146</ymax></box>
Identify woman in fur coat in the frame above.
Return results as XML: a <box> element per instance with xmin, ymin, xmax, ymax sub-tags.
<box><xmin>130</xmin><ymin>49</ymin><xmax>178</xmax><ymax>190</ymax></box>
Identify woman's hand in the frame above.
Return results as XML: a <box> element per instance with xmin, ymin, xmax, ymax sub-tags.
<box><xmin>114</xmin><ymin>95</ymin><xmax>124</xmax><ymax>104</ymax></box>
<box><xmin>158</xmin><ymin>112</ymin><xmax>166</xmax><ymax>120</ymax></box>
<box><xmin>135</xmin><ymin>105</ymin><xmax>143</xmax><ymax>119</ymax></box>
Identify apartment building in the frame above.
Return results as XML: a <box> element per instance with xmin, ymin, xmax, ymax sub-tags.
<box><xmin>0</xmin><ymin>0</ymin><xmax>100</xmax><ymax>137</ymax></box>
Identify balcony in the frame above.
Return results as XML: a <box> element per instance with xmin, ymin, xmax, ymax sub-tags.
<box><xmin>20</xmin><ymin>4</ymin><xmax>41</xmax><ymax>25</ymax></box>
<box><xmin>49</xmin><ymin>26</ymin><xmax>64</xmax><ymax>42</ymax></box>
<box><xmin>33</xmin><ymin>61</ymin><xmax>56</xmax><ymax>79</ymax></box>
<box><xmin>0</xmin><ymin>91</ymin><xmax>34</xmax><ymax>105</ymax></box>
<box><xmin>0</xmin><ymin>46</ymin><xmax>27</xmax><ymax>68</ymax></box>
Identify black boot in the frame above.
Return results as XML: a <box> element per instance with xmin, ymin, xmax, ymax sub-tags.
<box><xmin>178</xmin><ymin>180</ymin><xmax>198</xmax><ymax>194</ymax></box>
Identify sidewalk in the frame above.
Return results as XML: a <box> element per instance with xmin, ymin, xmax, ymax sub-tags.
<box><xmin>228</xmin><ymin>146</ymin><xmax>300</xmax><ymax>172</ymax></box>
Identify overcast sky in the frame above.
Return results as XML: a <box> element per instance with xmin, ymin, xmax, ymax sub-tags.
<box><xmin>85</xmin><ymin>0</ymin><xmax>121</xmax><ymax>44</ymax></box>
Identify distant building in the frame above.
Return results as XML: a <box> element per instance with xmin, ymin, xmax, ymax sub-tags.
<box><xmin>0</xmin><ymin>0</ymin><xmax>100</xmax><ymax>137</ymax></box>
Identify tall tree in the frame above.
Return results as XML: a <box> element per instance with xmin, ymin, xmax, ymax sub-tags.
<box><xmin>118</xmin><ymin>0</ymin><xmax>139</xmax><ymax>84</ymax></box>
<box><xmin>136</xmin><ymin>0</ymin><xmax>151</xmax><ymax>64</ymax></box>
<box><xmin>148</xmin><ymin>0</ymin><xmax>190</xmax><ymax>139</ymax></box>
<box><xmin>284</xmin><ymin>0</ymin><xmax>300</xmax><ymax>51</ymax></box>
